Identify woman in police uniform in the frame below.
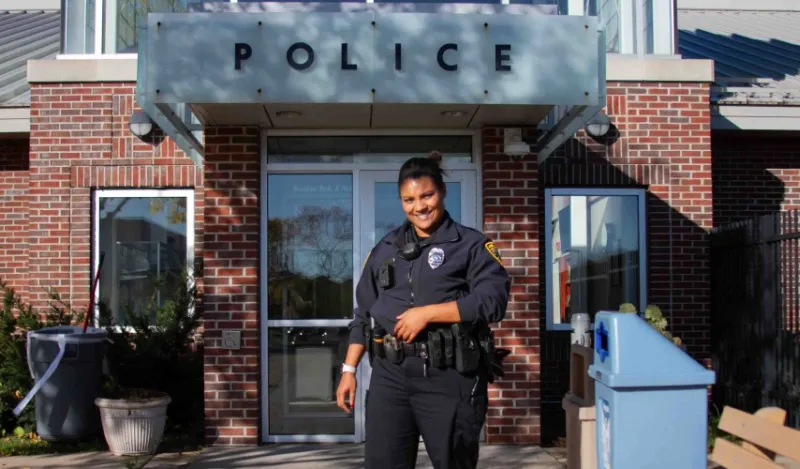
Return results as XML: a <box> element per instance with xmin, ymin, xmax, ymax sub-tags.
<box><xmin>335</xmin><ymin>151</ymin><xmax>510</xmax><ymax>469</ymax></box>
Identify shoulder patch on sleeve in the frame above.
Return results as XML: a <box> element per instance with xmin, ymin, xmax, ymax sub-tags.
<box><xmin>484</xmin><ymin>241</ymin><xmax>503</xmax><ymax>265</ymax></box>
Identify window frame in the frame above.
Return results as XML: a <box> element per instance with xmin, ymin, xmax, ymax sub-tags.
<box><xmin>92</xmin><ymin>188</ymin><xmax>196</xmax><ymax>328</ymax></box>
<box><xmin>543</xmin><ymin>187</ymin><xmax>648</xmax><ymax>332</ymax></box>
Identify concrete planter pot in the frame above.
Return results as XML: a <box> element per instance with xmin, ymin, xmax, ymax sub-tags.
<box><xmin>95</xmin><ymin>390</ymin><xmax>171</xmax><ymax>456</ymax></box>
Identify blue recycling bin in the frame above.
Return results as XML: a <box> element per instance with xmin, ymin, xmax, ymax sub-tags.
<box><xmin>587</xmin><ymin>311</ymin><xmax>715</xmax><ymax>469</ymax></box>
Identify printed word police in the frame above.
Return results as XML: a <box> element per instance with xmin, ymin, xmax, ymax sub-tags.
<box><xmin>233</xmin><ymin>42</ymin><xmax>514</xmax><ymax>72</ymax></box>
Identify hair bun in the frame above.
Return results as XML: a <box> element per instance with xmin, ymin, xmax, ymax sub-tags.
<box><xmin>428</xmin><ymin>150</ymin><xmax>443</xmax><ymax>165</ymax></box>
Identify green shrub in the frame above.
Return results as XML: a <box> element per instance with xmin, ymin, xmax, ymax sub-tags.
<box><xmin>0</xmin><ymin>272</ymin><xmax>204</xmax><ymax>447</ymax></box>
<box><xmin>0</xmin><ymin>282</ymin><xmax>86</xmax><ymax>436</ymax></box>
<box><xmin>97</xmin><ymin>272</ymin><xmax>204</xmax><ymax>443</ymax></box>
<box><xmin>618</xmin><ymin>303</ymin><xmax>683</xmax><ymax>348</ymax></box>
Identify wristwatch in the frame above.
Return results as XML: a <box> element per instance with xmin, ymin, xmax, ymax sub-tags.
<box><xmin>341</xmin><ymin>364</ymin><xmax>357</xmax><ymax>374</ymax></box>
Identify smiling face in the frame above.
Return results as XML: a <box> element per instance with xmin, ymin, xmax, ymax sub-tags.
<box><xmin>399</xmin><ymin>176</ymin><xmax>446</xmax><ymax>237</ymax></box>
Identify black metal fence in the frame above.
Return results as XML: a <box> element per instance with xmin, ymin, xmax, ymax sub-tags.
<box><xmin>711</xmin><ymin>211</ymin><xmax>800</xmax><ymax>427</ymax></box>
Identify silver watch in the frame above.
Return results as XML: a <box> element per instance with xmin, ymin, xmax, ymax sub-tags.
<box><xmin>341</xmin><ymin>364</ymin><xmax>356</xmax><ymax>374</ymax></box>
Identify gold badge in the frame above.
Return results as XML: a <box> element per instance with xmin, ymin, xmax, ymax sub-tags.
<box><xmin>484</xmin><ymin>241</ymin><xmax>503</xmax><ymax>265</ymax></box>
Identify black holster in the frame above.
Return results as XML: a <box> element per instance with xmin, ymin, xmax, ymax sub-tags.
<box><xmin>476</xmin><ymin>326</ymin><xmax>510</xmax><ymax>383</ymax></box>
<box><xmin>383</xmin><ymin>334</ymin><xmax>403</xmax><ymax>364</ymax></box>
<box><xmin>368</xmin><ymin>326</ymin><xmax>387</xmax><ymax>365</ymax></box>
<box><xmin>451</xmin><ymin>323</ymin><xmax>481</xmax><ymax>374</ymax></box>
<box><xmin>365</xmin><ymin>325</ymin><xmax>375</xmax><ymax>366</ymax></box>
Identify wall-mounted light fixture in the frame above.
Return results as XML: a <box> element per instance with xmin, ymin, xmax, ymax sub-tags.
<box><xmin>503</xmin><ymin>128</ymin><xmax>531</xmax><ymax>160</ymax></box>
<box><xmin>585</xmin><ymin>112</ymin><xmax>611</xmax><ymax>139</ymax></box>
<box><xmin>129</xmin><ymin>110</ymin><xmax>155</xmax><ymax>139</ymax></box>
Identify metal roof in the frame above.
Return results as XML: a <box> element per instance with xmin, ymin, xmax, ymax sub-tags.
<box><xmin>0</xmin><ymin>9</ymin><xmax>61</xmax><ymax>107</ymax></box>
<box><xmin>678</xmin><ymin>9</ymin><xmax>800</xmax><ymax>89</ymax></box>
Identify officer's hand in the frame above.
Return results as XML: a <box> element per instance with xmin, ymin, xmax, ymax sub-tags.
<box><xmin>394</xmin><ymin>307</ymin><xmax>430</xmax><ymax>342</ymax></box>
<box><xmin>336</xmin><ymin>372</ymin><xmax>357</xmax><ymax>413</ymax></box>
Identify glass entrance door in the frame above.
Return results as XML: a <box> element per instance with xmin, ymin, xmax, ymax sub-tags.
<box><xmin>355</xmin><ymin>170</ymin><xmax>477</xmax><ymax>440</ymax></box>
<box><xmin>265</xmin><ymin>173</ymin><xmax>361</xmax><ymax>442</ymax></box>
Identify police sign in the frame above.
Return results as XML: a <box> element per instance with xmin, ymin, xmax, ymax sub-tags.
<box><xmin>141</xmin><ymin>11</ymin><xmax>604</xmax><ymax>106</ymax></box>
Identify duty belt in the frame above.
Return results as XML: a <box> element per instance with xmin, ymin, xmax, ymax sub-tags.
<box><xmin>368</xmin><ymin>323</ymin><xmax>483</xmax><ymax>377</ymax></box>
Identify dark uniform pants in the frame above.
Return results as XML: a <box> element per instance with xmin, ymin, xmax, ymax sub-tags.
<box><xmin>365</xmin><ymin>355</ymin><xmax>488</xmax><ymax>469</ymax></box>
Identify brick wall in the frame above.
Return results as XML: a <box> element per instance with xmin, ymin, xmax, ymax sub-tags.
<box><xmin>28</xmin><ymin>83</ymin><xmax>203</xmax><ymax>310</ymax></box>
<box><xmin>0</xmin><ymin>137</ymin><xmax>30</xmax><ymax>297</ymax></box>
<box><xmin>202</xmin><ymin>127</ymin><xmax>261</xmax><ymax>445</ymax></box>
<box><xmin>712</xmin><ymin>130</ymin><xmax>800</xmax><ymax>227</ymax></box>
<box><xmin>28</xmin><ymin>83</ymin><xmax>261</xmax><ymax>445</ymax></box>
<box><xmin>481</xmin><ymin>81</ymin><xmax>713</xmax><ymax>445</ymax></box>
<box><xmin>481</xmin><ymin>128</ymin><xmax>541</xmax><ymax>444</ymax></box>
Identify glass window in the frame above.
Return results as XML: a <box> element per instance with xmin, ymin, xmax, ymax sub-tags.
<box><xmin>107</xmin><ymin>0</ymin><xmax>191</xmax><ymax>54</ymax></box>
<box><xmin>266</xmin><ymin>136</ymin><xmax>472</xmax><ymax>164</ymax></box>
<box><xmin>267</xmin><ymin>174</ymin><xmax>354</xmax><ymax>320</ymax></box>
<box><xmin>544</xmin><ymin>188</ymin><xmax>647</xmax><ymax>330</ymax></box>
<box><xmin>266</xmin><ymin>326</ymin><xmax>353</xmax><ymax>435</ymax></box>
<box><xmin>63</xmin><ymin>0</ymin><xmax>97</xmax><ymax>54</ymax></box>
<box><xmin>95</xmin><ymin>190</ymin><xmax>194</xmax><ymax>326</ymax></box>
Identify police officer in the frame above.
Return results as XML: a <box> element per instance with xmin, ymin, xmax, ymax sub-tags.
<box><xmin>335</xmin><ymin>151</ymin><xmax>510</xmax><ymax>469</ymax></box>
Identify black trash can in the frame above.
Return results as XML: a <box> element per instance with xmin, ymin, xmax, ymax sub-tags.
<box><xmin>25</xmin><ymin>326</ymin><xmax>107</xmax><ymax>442</ymax></box>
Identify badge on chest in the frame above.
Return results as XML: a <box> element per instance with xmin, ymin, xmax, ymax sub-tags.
<box><xmin>428</xmin><ymin>247</ymin><xmax>445</xmax><ymax>269</ymax></box>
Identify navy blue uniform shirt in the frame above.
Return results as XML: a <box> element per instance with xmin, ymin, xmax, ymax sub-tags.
<box><xmin>347</xmin><ymin>211</ymin><xmax>510</xmax><ymax>346</ymax></box>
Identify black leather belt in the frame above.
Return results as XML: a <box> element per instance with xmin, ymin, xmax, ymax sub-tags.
<box><xmin>401</xmin><ymin>341</ymin><xmax>427</xmax><ymax>357</ymax></box>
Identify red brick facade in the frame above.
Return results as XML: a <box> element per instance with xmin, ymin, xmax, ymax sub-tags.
<box><xmin>482</xmin><ymin>82</ymin><xmax>713</xmax><ymax>444</ymax></box>
<box><xmin>202</xmin><ymin>127</ymin><xmax>261</xmax><ymax>445</ymax></box>
<box><xmin>6</xmin><ymin>78</ymin><xmax>713</xmax><ymax>446</ymax></box>
<box><xmin>26</xmin><ymin>83</ymin><xmax>204</xmax><ymax>312</ymax></box>
<box><xmin>712</xmin><ymin>130</ymin><xmax>800</xmax><ymax>227</ymax></box>
<box><xmin>0</xmin><ymin>137</ymin><xmax>29</xmax><ymax>297</ymax></box>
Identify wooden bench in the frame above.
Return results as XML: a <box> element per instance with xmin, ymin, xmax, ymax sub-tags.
<box><xmin>710</xmin><ymin>405</ymin><xmax>800</xmax><ymax>469</ymax></box>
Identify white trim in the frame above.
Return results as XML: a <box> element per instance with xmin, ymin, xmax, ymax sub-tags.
<box><xmin>567</xmin><ymin>0</ymin><xmax>584</xmax><ymax>15</ymax></box>
<box><xmin>3</xmin><ymin>0</ymin><xmax>60</xmax><ymax>10</ymax></box>
<box><xmin>55</xmin><ymin>54</ymin><xmax>138</xmax><ymax>60</ymax></box>
<box><xmin>103</xmin><ymin>0</ymin><xmax>117</xmax><ymax>55</ymax></box>
<box><xmin>606</xmin><ymin>54</ymin><xmax>714</xmax><ymax>82</ymax></box>
<box><xmin>618</xmin><ymin>0</ymin><xmax>636</xmax><ymax>54</ymax></box>
<box><xmin>712</xmin><ymin>105</ymin><xmax>800</xmax><ymax>131</ymax></box>
<box><xmin>677</xmin><ymin>0</ymin><xmax>800</xmax><ymax>11</ymax></box>
<box><xmin>35</xmin><ymin>54</ymin><xmax>714</xmax><ymax>85</ymax></box>
<box><xmin>0</xmin><ymin>108</ymin><xmax>30</xmax><ymax>134</ymax></box>
<box><xmin>652</xmin><ymin>0</ymin><xmax>676</xmax><ymax>55</ymax></box>
<box><xmin>92</xmin><ymin>189</ymin><xmax>196</xmax><ymax>330</ymax></box>
<box><xmin>94</xmin><ymin>0</ymin><xmax>105</xmax><ymax>54</ymax></box>
<box><xmin>543</xmin><ymin>187</ymin><xmax>648</xmax><ymax>332</ymax></box>
<box><xmin>28</xmin><ymin>57</ymin><xmax>138</xmax><ymax>83</ymax></box>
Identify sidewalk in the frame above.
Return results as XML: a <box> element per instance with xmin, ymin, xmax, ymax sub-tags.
<box><xmin>186</xmin><ymin>444</ymin><xmax>566</xmax><ymax>468</ymax></box>
<box><xmin>4</xmin><ymin>444</ymin><xmax>799</xmax><ymax>469</ymax></box>
<box><xmin>0</xmin><ymin>444</ymin><xmax>565</xmax><ymax>469</ymax></box>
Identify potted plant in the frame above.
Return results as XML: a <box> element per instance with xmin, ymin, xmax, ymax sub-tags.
<box><xmin>95</xmin><ymin>271</ymin><xmax>200</xmax><ymax>456</ymax></box>
<box><xmin>618</xmin><ymin>303</ymin><xmax>684</xmax><ymax>350</ymax></box>
<box><xmin>95</xmin><ymin>387</ymin><xmax>172</xmax><ymax>456</ymax></box>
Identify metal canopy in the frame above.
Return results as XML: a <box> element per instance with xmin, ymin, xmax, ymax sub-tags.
<box><xmin>135</xmin><ymin>3</ymin><xmax>607</xmax><ymax>167</ymax></box>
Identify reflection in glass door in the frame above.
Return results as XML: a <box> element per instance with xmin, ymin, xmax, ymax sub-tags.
<box><xmin>356</xmin><ymin>170</ymin><xmax>477</xmax><ymax>438</ymax></box>
<box><xmin>265</xmin><ymin>174</ymin><xmax>358</xmax><ymax>442</ymax></box>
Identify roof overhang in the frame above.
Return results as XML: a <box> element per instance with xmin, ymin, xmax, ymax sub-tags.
<box><xmin>712</xmin><ymin>105</ymin><xmax>800</xmax><ymax>131</ymax></box>
<box><xmin>711</xmin><ymin>84</ymin><xmax>800</xmax><ymax>130</ymax></box>
<box><xmin>0</xmin><ymin>107</ymin><xmax>30</xmax><ymax>134</ymax></box>
<box><xmin>136</xmin><ymin>3</ymin><xmax>607</xmax><ymax>166</ymax></box>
